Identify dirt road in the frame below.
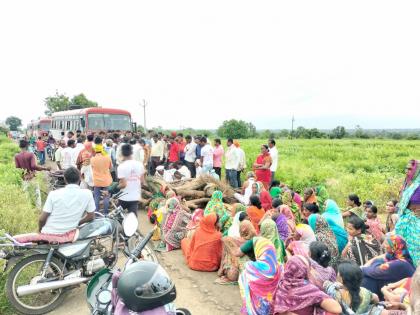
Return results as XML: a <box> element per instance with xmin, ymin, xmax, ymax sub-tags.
<box><xmin>50</xmin><ymin>211</ymin><xmax>242</xmax><ymax>315</ymax></box>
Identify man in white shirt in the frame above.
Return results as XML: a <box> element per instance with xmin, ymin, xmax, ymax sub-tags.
<box><xmin>199</xmin><ymin>137</ymin><xmax>213</xmax><ymax>175</ymax></box>
<box><xmin>60</xmin><ymin>139</ymin><xmax>78</xmax><ymax>170</ymax></box>
<box><xmin>14</xmin><ymin>167</ymin><xmax>95</xmax><ymax>243</ymax></box>
<box><xmin>54</xmin><ymin>140</ymin><xmax>66</xmax><ymax>170</ymax></box>
<box><xmin>118</xmin><ymin>143</ymin><xmax>145</xmax><ymax>214</ymax></box>
<box><xmin>268</xmin><ymin>139</ymin><xmax>278</xmax><ymax>183</ymax></box>
<box><xmin>234</xmin><ymin>140</ymin><xmax>247</xmax><ymax>187</ymax></box>
<box><xmin>224</xmin><ymin>138</ymin><xmax>240</xmax><ymax>188</ymax></box>
<box><xmin>184</xmin><ymin>135</ymin><xmax>197</xmax><ymax>178</ymax></box>
<box><xmin>149</xmin><ymin>134</ymin><xmax>164</xmax><ymax>175</ymax></box>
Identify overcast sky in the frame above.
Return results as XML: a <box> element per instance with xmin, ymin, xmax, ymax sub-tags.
<box><xmin>1</xmin><ymin>1</ymin><xmax>419</xmax><ymax>130</ymax></box>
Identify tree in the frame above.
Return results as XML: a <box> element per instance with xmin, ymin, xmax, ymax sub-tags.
<box><xmin>217</xmin><ymin>119</ymin><xmax>255</xmax><ymax>139</ymax></box>
<box><xmin>354</xmin><ymin>125</ymin><xmax>370</xmax><ymax>139</ymax></box>
<box><xmin>331</xmin><ymin>126</ymin><xmax>346</xmax><ymax>139</ymax></box>
<box><xmin>6</xmin><ymin>116</ymin><xmax>22</xmax><ymax>131</ymax></box>
<box><xmin>44</xmin><ymin>91</ymin><xmax>98</xmax><ymax>115</ymax></box>
<box><xmin>70</xmin><ymin>93</ymin><xmax>98</xmax><ymax>108</ymax></box>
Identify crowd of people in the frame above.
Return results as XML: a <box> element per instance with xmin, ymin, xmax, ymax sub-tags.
<box><xmin>14</xmin><ymin>130</ymin><xmax>420</xmax><ymax>315</ymax></box>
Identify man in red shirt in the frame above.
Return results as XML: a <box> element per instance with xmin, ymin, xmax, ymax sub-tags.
<box><xmin>35</xmin><ymin>136</ymin><xmax>47</xmax><ymax>165</ymax></box>
<box><xmin>168</xmin><ymin>137</ymin><xmax>180</xmax><ymax>163</ymax></box>
<box><xmin>15</xmin><ymin>140</ymin><xmax>50</xmax><ymax>180</ymax></box>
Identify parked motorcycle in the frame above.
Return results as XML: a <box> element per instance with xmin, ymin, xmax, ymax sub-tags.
<box><xmin>86</xmin><ymin>228</ymin><xmax>191</xmax><ymax>315</ymax></box>
<box><xmin>0</xmin><ymin>194</ymin><xmax>158</xmax><ymax>315</ymax></box>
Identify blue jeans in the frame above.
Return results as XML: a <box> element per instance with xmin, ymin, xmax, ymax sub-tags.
<box><xmin>226</xmin><ymin>169</ymin><xmax>238</xmax><ymax>188</ymax></box>
<box><xmin>37</xmin><ymin>150</ymin><xmax>45</xmax><ymax>165</ymax></box>
<box><xmin>94</xmin><ymin>187</ymin><xmax>110</xmax><ymax>215</ymax></box>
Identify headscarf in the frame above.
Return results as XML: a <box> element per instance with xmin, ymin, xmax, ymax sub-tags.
<box><xmin>315</xmin><ymin>185</ymin><xmax>329</xmax><ymax>212</ymax></box>
<box><xmin>296</xmin><ymin>224</ymin><xmax>317</xmax><ymax>246</ymax></box>
<box><xmin>260</xmin><ymin>190</ymin><xmax>272</xmax><ymax>211</ymax></box>
<box><xmin>239</xmin><ymin>220</ymin><xmax>257</xmax><ymax>240</ymax></box>
<box><xmin>247</xmin><ymin>205</ymin><xmax>265</xmax><ymax>233</ymax></box>
<box><xmin>282</xmin><ymin>190</ymin><xmax>300</xmax><ymax>224</ymax></box>
<box><xmin>305</xmin><ymin>188</ymin><xmax>317</xmax><ymax>204</ymax></box>
<box><xmin>163</xmin><ymin>197</ymin><xmax>190</xmax><ymax>250</ymax></box>
<box><xmin>308</xmin><ymin>214</ymin><xmax>339</xmax><ymax>265</ymax></box>
<box><xmin>260</xmin><ymin>219</ymin><xmax>286</xmax><ymax>263</ymax></box>
<box><xmin>239</xmin><ymin>237</ymin><xmax>281</xmax><ymax>315</ymax></box>
<box><xmin>381</xmin><ymin>233</ymin><xmax>413</xmax><ymax>269</ymax></box>
<box><xmin>402</xmin><ymin>159</ymin><xmax>420</xmax><ymax>193</ymax></box>
<box><xmin>273</xmin><ymin>256</ymin><xmax>329</xmax><ymax>315</ymax></box>
<box><xmin>233</xmin><ymin>140</ymin><xmax>240</xmax><ymax>148</ymax></box>
<box><xmin>322</xmin><ymin>199</ymin><xmax>348</xmax><ymax>253</ymax></box>
<box><xmin>270</xmin><ymin>187</ymin><xmax>281</xmax><ymax>199</ymax></box>
<box><xmin>253</xmin><ymin>182</ymin><xmax>263</xmax><ymax>196</ymax></box>
<box><xmin>228</xmin><ymin>211</ymin><xmax>244</xmax><ymax>237</ymax></box>
<box><xmin>274</xmin><ymin>214</ymin><xmax>289</xmax><ymax>241</ymax></box>
<box><xmin>204</xmin><ymin>191</ymin><xmax>225</xmax><ymax>217</ymax></box>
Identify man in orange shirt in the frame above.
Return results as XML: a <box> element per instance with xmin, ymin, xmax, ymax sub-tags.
<box><xmin>90</xmin><ymin>137</ymin><xmax>113</xmax><ymax>214</ymax></box>
<box><xmin>35</xmin><ymin>136</ymin><xmax>47</xmax><ymax>165</ymax></box>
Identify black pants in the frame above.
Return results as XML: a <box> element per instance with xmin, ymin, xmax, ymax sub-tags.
<box><xmin>150</xmin><ymin>157</ymin><xmax>161</xmax><ymax>176</ymax></box>
<box><xmin>237</xmin><ymin>170</ymin><xmax>242</xmax><ymax>187</ymax></box>
<box><xmin>185</xmin><ymin>161</ymin><xmax>196</xmax><ymax>178</ymax></box>
<box><xmin>119</xmin><ymin>200</ymin><xmax>139</xmax><ymax>214</ymax></box>
<box><xmin>214</xmin><ymin>167</ymin><xmax>222</xmax><ymax>179</ymax></box>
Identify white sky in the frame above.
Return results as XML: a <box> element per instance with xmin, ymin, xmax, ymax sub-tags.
<box><xmin>1</xmin><ymin>0</ymin><xmax>419</xmax><ymax>130</ymax></box>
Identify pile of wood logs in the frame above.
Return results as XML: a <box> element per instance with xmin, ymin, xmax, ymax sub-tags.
<box><xmin>142</xmin><ymin>174</ymin><xmax>238</xmax><ymax>210</ymax></box>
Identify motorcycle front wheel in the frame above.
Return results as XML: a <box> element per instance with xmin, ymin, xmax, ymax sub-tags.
<box><xmin>6</xmin><ymin>254</ymin><xmax>66</xmax><ymax>315</ymax></box>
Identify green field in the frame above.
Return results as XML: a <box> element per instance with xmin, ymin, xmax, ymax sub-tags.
<box><xmin>236</xmin><ymin>139</ymin><xmax>420</xmax><ymax>210</ymax></box>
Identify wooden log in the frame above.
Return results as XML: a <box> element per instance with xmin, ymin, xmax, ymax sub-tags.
<box><xmin>176</xmin><ymin>189</ymin><xmax>206</xmax><ymax>199</ymax></box>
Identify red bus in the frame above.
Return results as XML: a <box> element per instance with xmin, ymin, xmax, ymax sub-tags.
<box><xmin>50</xmin><ymin>107</ymin><xmax>132</xmax><ymax>139</ymax></box>
<box><xmin>26</xmin><ymin>118</ymin><xmax>51</xmax><ymax>138</ymax></box>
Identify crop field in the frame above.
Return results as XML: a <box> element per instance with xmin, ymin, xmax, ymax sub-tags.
<box><xmin>237</xmin><ymin>138</ymin><xmax>420</xmax><ymax>210</ymax></box>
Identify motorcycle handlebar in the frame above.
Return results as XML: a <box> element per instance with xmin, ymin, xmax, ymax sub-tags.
<box><xmin>130</xmin><ymin>226</ymin><xmax>156</xmax><ymax>260</ymax></box>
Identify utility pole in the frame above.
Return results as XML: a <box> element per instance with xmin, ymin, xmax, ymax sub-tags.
<box><xmin>140</xmin><ymin>99</ymin><xmax>147</xmax><ymax>130</ymax></box>
<box><xmin>291</xmin><ymin>115</ymin><xmax>295</xmax><ymax>138</ymax></box>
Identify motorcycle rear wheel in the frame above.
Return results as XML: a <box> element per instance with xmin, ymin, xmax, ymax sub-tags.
<box><xmin>6</xmin><ymin>254</ymin><xmax>66</xmax><ymax>315</ymax></box>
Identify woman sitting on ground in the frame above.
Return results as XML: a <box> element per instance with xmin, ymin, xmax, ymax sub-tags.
<box><xmin>324</xmin><ymin>260</ymin><xmax>379</xmax><ymax>314</ymax></box>
<box><xmin>301</xmin><ymin>202</ymin><xmax>319</xmax><ymax>223</ymax></box>
<box><xmin>287</xmin><ymin>223</ymin><xmax>316</xmax><ymax>257</ymax></box>
<box><xmin>273</xmin><ymin>255</ymin><xmax>342</xmax><ymax>315</ymax></box>
<box><xmin>204</xmin><ymin>190</ymin><xmax>232</xmax><ymax>235</ymax></box>
<box><xmin>385</xmin><ymin>199</ymin><xmax>399</xmax><ymax>233</ymax></box>
<box><xmin>308</xmin><ymin>212</ymin><xmax>340</xmax><ymax>268</ymax></box>
<box><xmin>308</xmin><ymin>242</ymin><xmax>336</xmax><ymax>289</ymax></box>
<box><xmin>252</xmin><ymin>181</ymin><xmax>273</xmax><ymax>211</ymax></box>
<box><xmin>322</xmin><ymin>199</ymin><xmax>348</xmax><ymax>253</ymax></box>
<box><xmin>237</xmin><ymin>237</ymin><xmax>281</xmax><ymax>315</ymax></box>
<box><xmin>281</xmin><ymin>189</ymin><xmax>300</xmax><ymax>224</ymax></box>
<box><xmin>159</xmin><ymin>197</ymin><xmax>191</xmax><ymax>251</ymax></box>
<box><xmin>181</xmin><ymin>212</ymin><xmax>222</xmax><ymax>271</ymax></box>
<box><xmin>365</xmin><ymin>205</ymin><xmax>385</xmax><ymax>243</ymax></box>
<box><xmin>342</xmin><ymin>216</ymin><xmax>381</xmax><ymax>266</ymax></box>
<box><xmin>361</xmin><ymin>233</ymin><xmax>416</xmax><ymax>300</ymax></box>
<box><xmin>270</xmin><ymin>180</ymin><xmax>282</xmax><ymax>199</ymax></box>
<box><xmin>343</xmin><ymin>193</ymin><xmax>365</xmax><ymax>221</ymax></box>
<box><xmin>234</xmin><ymin>171</ymin><xmax>257</xmax><ymax>205</ymax></box>
<box><xmin>246</xmin><ymin>195</ymin><xmax>265</xmax><ymax>233</ymax></box>
<box><xmin>216</xmin><ymin>219</ymin><xmax>257</xmax><ymax>284</ymax></box>
<box><xmin>260</xmin><ymin>218</ymin><xmax>287</xmax><ymax>264</ymax></box>
<box><xmin>303</xmin><ymin>187</ymin><xmax>317</xmax><ymax>205</ymax></box>
<box><xmin>271</xmin><ymin>198</ymin><xmax>290</xmax><ymax>242</ymax></box>
<box><xmin>315</xmin><ymin>185</ymin><xmax>329</xmax><ymax>212</ymax></box>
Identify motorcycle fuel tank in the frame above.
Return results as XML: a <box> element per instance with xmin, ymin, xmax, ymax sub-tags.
<box><xmin>77</xmin><ymin>218</ymin><xmax>117</xmax><ymax>240</ymax></box>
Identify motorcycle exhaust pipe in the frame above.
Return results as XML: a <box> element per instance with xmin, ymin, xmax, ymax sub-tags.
<box><xmin>16</xmin><ymin>277</ymin><xmax>89</xmax><ymax>297</ymax></box>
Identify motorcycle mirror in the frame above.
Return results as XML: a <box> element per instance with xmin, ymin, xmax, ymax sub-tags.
<box><xmin>123</xmin><ymin>212</ymin><xmax>138</xmax><ymax>237</ymax></box>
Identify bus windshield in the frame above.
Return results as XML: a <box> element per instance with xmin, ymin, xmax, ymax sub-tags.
<box><xmin>40</xmin><ymin>123</ymin><xmax>50</xmax><ymax>131</ymax></box>
<box><xmin>88</xmin><ymin>114</ymin><xmax>131</xmax><ymax>131</ymax></box>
